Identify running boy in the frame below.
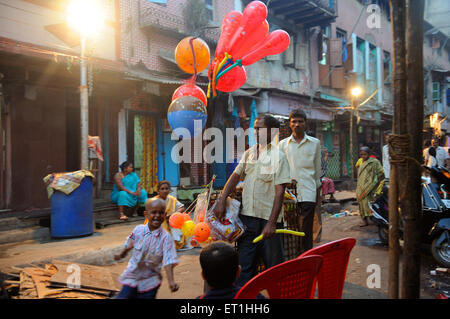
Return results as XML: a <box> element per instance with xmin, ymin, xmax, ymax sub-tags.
<box><xmin>114</xmin><ymin>198</ymin><xmax>179</xmax><ymax>299</ymax></box>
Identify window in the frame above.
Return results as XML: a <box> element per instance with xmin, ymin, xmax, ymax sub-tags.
<box><xmin>336</xmin><ymin>28</ymin><xmax>346</xmax><ymax>39</ymax></box>
<box><xmin>433</xmin><ymin>82</ymin><xmax>441</xmax><ymax>102</ymax></box>
<box><xmin>355</xmin><ymin>38</ymin><xmax>365</xmax><ymax>86</ymax></box>
<box><xmin>447</xmin><ymin>87</ymin><xmax>450</xmax><ymax>107</ymax></box>
<box><xmin>319</xmin><ymin>26</ymin><xmax>331</xmax><ymax>65</ymax></box>
<box><xmin>383</xmin><ymin>51</ymin><xmax>391</xmax><ymax>84</ymax></box>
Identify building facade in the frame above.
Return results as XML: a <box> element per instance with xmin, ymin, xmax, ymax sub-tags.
<box><xmin>0</xmin><ymin>0</ymin><xmax>128</xmax><ymax>211</ymax></box>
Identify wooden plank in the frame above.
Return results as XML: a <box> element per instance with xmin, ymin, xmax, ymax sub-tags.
<box><xmin>50</xmin><ymin>260</ymin><xmax>121</xmax><ymax>292</ymax></box>
<box><xmin>95</xmin><ymin>216</ymin><xmax>145</xmax><ymax>229</ymax></box>
<box><xmin>329</xmin><ymin>38</ymin><xmax>343</xmax><ymax>66</ymax></box>
<box><xmin>48</xmin><ymin>282</ymin><xmax>112</xmax><ymax>296</ymax></box>
<box><xmin>319</xmin><ymin>64</ymin><xmax>330</xmax><ymax>87</ymax></box>
<box><xmin>331</xmin><ymin>66</ymin><xmax>346</xmax><ymax>89</ymax></box>
<box><xmin>344</xmin><ymin>43</ymin><xmax>353</xmax><ymax>72</ymax></box>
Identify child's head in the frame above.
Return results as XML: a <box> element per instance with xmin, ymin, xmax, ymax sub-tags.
<box><xmin>144</xmin><ymin>198</ymin><xmax>166</xmax><ymax>230</ymax></box>
<box><xmin>199</xmin><ymin>241</ymin><xmax>240</xmax><ymax>289</ymax></box>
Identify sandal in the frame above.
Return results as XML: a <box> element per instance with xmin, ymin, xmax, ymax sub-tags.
<box><xmin>120</xmin><ymin>214</ymin><xmax>129</xmax><ymax>221</ymax></box>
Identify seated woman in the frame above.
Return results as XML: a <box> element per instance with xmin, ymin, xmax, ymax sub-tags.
<box><xmin>111</xmin><ymin>161</ymin><xmax>148</xmax><ymax>220</ymax></box>
<box><xmin>146</xmin><ymin>180</ymin><xmax>187</xmax><ymax>250</ymax></box>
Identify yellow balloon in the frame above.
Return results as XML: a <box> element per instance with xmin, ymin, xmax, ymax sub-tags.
<box><xmin>181</xmin><ymin>220</ymin><xmax>196</xmax><ymax>238</ymax></box>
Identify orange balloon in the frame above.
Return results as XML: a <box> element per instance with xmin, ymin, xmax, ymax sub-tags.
<box><xmin>169</xmin><ymin>212</ymin><xmax>185</xmax><ymax>229</ymax></box>
<box><xmin>194</xmin><ymin>222</ymin><xmax>211</xmax><ymax>242</ymax></box>
<box><xmin>182</xmin><ymin>213</ymin><xmax>191</xmax><ymax>222</ymax></box>
<box><xmin>175</xmin><ymin>37</ymin><xmax>210</xmax><ymax>74</ymax></box>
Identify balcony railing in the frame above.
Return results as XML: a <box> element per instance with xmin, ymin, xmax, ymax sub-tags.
<box><xmin>243</xmin><ymin>0</ymin><xmax>337</xmax><ymax>29</ymax></box>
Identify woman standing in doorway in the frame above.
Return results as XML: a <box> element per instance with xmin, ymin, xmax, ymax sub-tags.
<box><xmin>356</xmin><ymin>146</ymin><xmax>385</xmax><ymax>227</ymax></box>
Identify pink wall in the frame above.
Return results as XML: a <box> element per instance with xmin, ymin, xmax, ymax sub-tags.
<box><xmin>333</xmin><ymin>0</ymin><xmax>392</xmax><ymax>52</ymax></box>
<box><xmin>310</xmin><ymin>0</ymin><xmax>393</xmax><ymax>91</ymax></box>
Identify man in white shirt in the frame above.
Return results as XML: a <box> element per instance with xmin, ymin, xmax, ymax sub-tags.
<box><xmin>431</xmin><ymin>138</ymin><xmax>449</xmax><ymax>167</ymax></box>
<box><xmin>213</xmin><ymin>115</ymin><xmax>291</xmax><ymax>286</ymax></box>
<box><xmin>278</xmin><ymin>109</ymin><xmax>322</xmax><ymax>253</ymax></box>
<box><xmin>382</xmin><ymin>130</ymin><xmax>391</xmax><ymax>179</ymax></box>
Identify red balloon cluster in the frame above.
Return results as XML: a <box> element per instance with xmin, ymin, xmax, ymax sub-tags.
<box><xmin>208</xmin><ymin>1</ymin><xmax>290</xmax><ymax>97</ymax></box>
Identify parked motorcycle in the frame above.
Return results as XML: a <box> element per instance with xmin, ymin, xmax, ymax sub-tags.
<box><xmin>369</xmin><ymin>166</ymin><xmax>450</xmax><ymax>267</ymax></box>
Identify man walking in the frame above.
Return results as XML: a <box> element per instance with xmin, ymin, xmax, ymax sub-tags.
<box><xmin>431</xmin><ymin>138</ymin><xmax>449</xmax><ymax>167</ymax></box>
<box><xmin>213</xmin><ymin>115</ymin><xmax>291</xmax><ymax>286</ymax></box>
<box><xmin>382</xmin><ymin>130</ymin><xmax>391</xmax><ymax>180</ymax></box>
<box><xmin>278</xmin><ymin>109</ymin><xmax>322</xmax><ymax>253</ymax></box>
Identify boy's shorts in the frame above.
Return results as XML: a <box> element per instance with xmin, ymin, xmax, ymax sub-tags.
<box><xmin>114</xmin><ymin>284</ymin><xmax>160</xmax><ymax>299</ymax></box>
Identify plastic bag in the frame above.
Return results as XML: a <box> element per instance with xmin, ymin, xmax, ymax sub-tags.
<box><xmin>193</xmin><ymin>191</ymin><xmax>209</xmax><ymax>223</ymax></box>
<box><xmin>206</xmin><ymin>197</ymin><xmax>245</xmax><ymax>242</ymax></box>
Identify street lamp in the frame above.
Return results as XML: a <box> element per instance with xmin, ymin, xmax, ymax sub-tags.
<box><xmin>67</xmin><ymin>0</ymin><xmax>105</xmax><ymax>170</ymax></box>
<box><xmin>349</xmin><ymin>86</ymin><xmax>362</xmax><ymax>185</ymax></box>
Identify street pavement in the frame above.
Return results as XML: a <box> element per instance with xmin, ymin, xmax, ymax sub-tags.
<box><xmin>0</xmin><ymin>190</ymin><xmax>446</xmax><ymax>299</ymax></box>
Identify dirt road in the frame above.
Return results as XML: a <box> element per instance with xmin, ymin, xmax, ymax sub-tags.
<box><xmin>104</xmin><ymin>203</ymin><xmax>448</xmax><ymax>299</ymax></box>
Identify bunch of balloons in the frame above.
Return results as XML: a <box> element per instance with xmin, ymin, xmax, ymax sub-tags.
<box><xmin>169</xmin><ymin>211</ymin><xmax>212</xmax><ymax>247</ymax></box>
<box><xmin>208</xmin><ymin>1</ymin><xmax>291</xmax><ymax>97</ymax></box>
<box><xmin>168</xmin><ymin>37</ymin><xmax>210</xmax><ymax>138</ymax></box>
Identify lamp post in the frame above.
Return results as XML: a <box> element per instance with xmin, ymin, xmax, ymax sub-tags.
<box><xmin>67</xmin><ymin>0</ymin><xmax>104</xmax><ymax>170</ymax></box>
<box><xmin>349</xmin><ymin>87</ymin><xmax>362</xmax><ymax>185</ymax></box>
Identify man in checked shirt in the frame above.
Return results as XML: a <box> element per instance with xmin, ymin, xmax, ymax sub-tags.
<box><xmin>114</xmin><ymin>198</ymin><xmax>179</xmax><ymax>299</ymax></box>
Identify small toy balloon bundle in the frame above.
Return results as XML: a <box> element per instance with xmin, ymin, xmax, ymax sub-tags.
<box><xmin>208</xmin><ymin>0</ymin><xmax>290</xmax><ymax>97</ymax></box>
<box><xmin>168</xmin><ymin>211</ymin><xmax>213</xmax><ymax>247</ymax></box>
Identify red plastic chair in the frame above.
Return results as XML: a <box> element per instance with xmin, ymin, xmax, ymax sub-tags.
<box><xmin>234</xmin><ymin>255</ymin><xmax>323</xmax><ymax>299</ymax></box>
<box><xmin>298</xmin><ymin>237</ymin><xmax>356</xmax><ymax>299</ymax></box>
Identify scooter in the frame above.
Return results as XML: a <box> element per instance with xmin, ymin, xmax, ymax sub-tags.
<box><xmin>369</xmin><ymin>166</ymin><xmax>450</xmax><ymax>267</ymax></box>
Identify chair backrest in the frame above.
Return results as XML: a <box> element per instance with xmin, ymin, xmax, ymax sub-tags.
<box><xmin>234</xmin><ymin>255</ymin><xmax>323</xmax><ymax>299</ymax></box>
<box><xmin>298</xmin><ymin>237</ymin><xmax>356</xmax><ymax>299</ymax></box>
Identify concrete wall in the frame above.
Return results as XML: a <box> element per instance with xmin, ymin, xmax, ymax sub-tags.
<box><xmin>310</xmin><ymin>0</ymin><xmax>393</xmax><ymax>104</ymax></box>
<box><xmin>0</xmin><ymin>0</ymin><xmax>118</xmax><ymax>61</ymax></box>
<box><xmin>425</xmin><ymin>0</ymin><xmax>450</xmax><ymax>37</ymax></box>
<box><xmin>119</xmin><ymin>0</ymin><xmax>235</xmax><ymax>73</ymax></box>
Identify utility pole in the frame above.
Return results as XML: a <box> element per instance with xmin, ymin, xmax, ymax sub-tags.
<box><xmin>350</xmin><ymin>98</ymin><xmax>354</xmax><ymax>186</ymax></box>
<box><xmin>80</xmin><ymin>36</ymin><xmax>89</xmax><ymax>170</ymax></box>
<box><xmin>388</xmin><ymin>0</ymin><xmax>407</xmax><ymax>299</ymax></box>
<box><xmin>403</xmin><ymin>0</ymin><xmax>424</xmax><ymax>299</ymax></box>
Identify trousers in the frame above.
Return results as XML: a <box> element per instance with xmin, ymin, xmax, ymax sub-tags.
<box><xmin>236</xmin><ymin>215</ymin><xmax>284</xmax><ymax>287</ymax></box>
<box><xmin>298</xmin><ymin>202</ymin><xmax>316</xmax><ymax>253</ymax></box>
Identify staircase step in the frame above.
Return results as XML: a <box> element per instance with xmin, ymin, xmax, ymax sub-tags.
<box><xmin>95</xmin><ymin>216</ymin><xmax>145</xmax><ymax>229</ymax></box>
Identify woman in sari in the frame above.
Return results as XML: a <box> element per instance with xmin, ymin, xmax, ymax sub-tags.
<box><xmin>111</xmin><ymin>161</ymin><xmax>148</xmax><ymax>220</ymax></box>
<box><xmin>146</xmin><ymin>180</ymin><xmax>187</xmax><ymax>250</ymax></box>
<box><xmin>356</xmin><ymin>146</ymin><xmax>385</xmax><ymax>227</ymax></box>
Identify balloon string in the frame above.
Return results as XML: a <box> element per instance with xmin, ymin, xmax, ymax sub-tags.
<box><xmin>213</xmin><ymin>55</ymin><xmax>229</xmax><ymax>96</ymax></box>
<box><xmin>218</xmin><ymin>60</ymin><xmax>232</xmax><ymax>74</ymax></box>
<box><xmin>189</xmin><ymin>37</ymin><xmax>198</xmax><ymax>77</ymax></box>
<box><xmin>212</xmin><ymin>58</ymin><xmax>222</xmax><ymax>97</ymax></box>
<box><xmin>213</xmin><ymin>53</ymin><xmax>233</xmax><ymax>96</ymax></box>
<box><xmin>207</xmin><ymin>56</ymin><xmax>218</xmax><ymax>98</ymax></box>
<box><xmin>216</xmin><ymin>59</ymin><xmax>242</xmax><ymax>83</ymax></box>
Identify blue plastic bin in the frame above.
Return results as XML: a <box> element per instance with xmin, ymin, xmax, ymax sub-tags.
<box><xmin>50</xmin><ymin>176</ymin><xmax>94</xmax><ymax>238</ymax></box>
